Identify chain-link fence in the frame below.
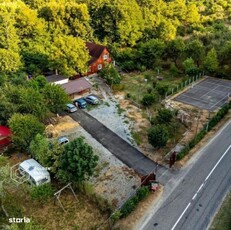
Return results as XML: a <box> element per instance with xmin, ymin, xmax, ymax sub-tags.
<box><xmin>165</xmin><ymin>73</ymin><xmax>204</xmax><ymax>99</ymax></box>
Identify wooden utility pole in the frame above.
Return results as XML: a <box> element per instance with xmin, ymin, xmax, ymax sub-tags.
<box><xmin>195</xmin><ymin>110</ymin><xmax>201</xmax><ymax>137</ymax></box>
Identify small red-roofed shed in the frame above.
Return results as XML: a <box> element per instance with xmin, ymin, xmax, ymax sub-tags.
<box><xmin>0</xmin><ymin>126</ymin><xmax>11</xmax><ymax>146</ymax></box>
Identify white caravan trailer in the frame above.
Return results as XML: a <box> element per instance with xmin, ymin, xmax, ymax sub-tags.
<box><xmin>19</xmin><ymin>159</ymin><xmax>51</xmax><ymax>186</ymax></box>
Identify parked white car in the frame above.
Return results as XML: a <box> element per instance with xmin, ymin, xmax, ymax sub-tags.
<box><xmin>66</xmin><ymin>103</ymin><xmax>77</xmax><ymax>113</ymax></box>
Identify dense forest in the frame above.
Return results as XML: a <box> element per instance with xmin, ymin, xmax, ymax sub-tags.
<box><xmin>0</xmin><ymin>0</ymin><xmax>231</xmax><ymax>77</ymax></box>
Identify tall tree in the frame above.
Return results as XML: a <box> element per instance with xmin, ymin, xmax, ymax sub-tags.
<box><xmin>18</xmin><ymin>87</ymin><xmax>48</xmax><ymax>120</ymax></box>
<box><xmin>42</xmin><ymin>83</ymin><xmax>69</xmax><ymax>113</ymax></box>
<box><xmin>203</xmin><ymin>48</ymin><xmax>219</xmax><ymax>73</ymax></box>
<box><xmin>89</xmin><ymin>0</ymin><xmax>144</xmax><ymax>46</ymax></box>
<box><xmin>8</xmin><ymin>113</ymin><xmax>45</xmax><ymax>150</ymax></box>
<box><xmin>165</xmin><ymin>38</ymin><xmax>185</xmax><ymax>66</ymax></box>
<box><xmin>185</xmin><ymin>39</ymin><xmax>205</xmax><ymax>67</ymax></box>
<box><xmin>57</xmin><ymin>137</ymin><xmax>99</xmax><ymax>183</ymax></box>
<box><xmin>0</xmin><ymin>3</ymin><xmax>22</xmax><ymax>73</ymax></box>
<box><xmin>138</xmin><ymin>39</ymin><xmax>166</xmax><ymax>68</ymax></box>
<box><xmin>49</xmin><ymin>35</ymin><xmax>90</xmax><ymax>75</ymax></box>
<box><xmin>38</xmin><ymin>1</ymin><xmax>92</xmax><ymax>39</ymax></box>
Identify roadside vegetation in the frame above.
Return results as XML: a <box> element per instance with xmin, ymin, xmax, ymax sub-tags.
<box><xmin>210</xmin><ymin>191</ymin><xmax>231</xmax><ymax>230</ymax></box>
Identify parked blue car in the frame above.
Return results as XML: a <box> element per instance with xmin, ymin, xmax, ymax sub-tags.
<box><xmin>73</xmin><ymin>98</ymin><xmax>87</xmax><ymax>109</ymax></box>
<box><xmin>84</xmin><ymin>95</ymin><xmax>99</xmax><ymax>105</ymax></box>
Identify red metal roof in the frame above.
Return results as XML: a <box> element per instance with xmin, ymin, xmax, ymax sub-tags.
<box><xmin>86</xmin><ymin>42</ymin><xmax>108</xmax><ymax>65</ymax></box>
<box><xmin>0</xmin><ymin>126</ymin><xmax>11</xmax><ymax>145</ymax></box>
<box><xmin>61</xmin><ymin>78</ymin><xmax>92</xmax><ymax>95</ymax></box>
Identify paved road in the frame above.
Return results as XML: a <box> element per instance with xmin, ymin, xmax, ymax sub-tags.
<box><xmin>142</xmin><ymin>120</ymin><xmax>231</xmax><ymax>230</ymax></box>
<box><xmin>65</xmin><ymin>110</ymin><xmax>166</xmax><ymax>176</ymax></box>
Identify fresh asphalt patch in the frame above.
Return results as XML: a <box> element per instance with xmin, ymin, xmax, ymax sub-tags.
<box><xmin>66</xmin><ymin>109</ymin><xmax>166</xmax><ymax>177</ymax></box>
<box><xmin>174</xmin><ymin>77</ymin><xmax>231</xmax><ymax>111</ymax></box>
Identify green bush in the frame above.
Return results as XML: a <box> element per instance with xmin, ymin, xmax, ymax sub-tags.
<box><xmin>121</xmin><ymin>199</ymin><xmax>136</xmax><ymax>217</ymax></box>
<box><xmin>156</xmin><ymin>83</ymin><xmax>169</xmax><ymax>96</ymax></box>
<box><xmin>30</xmin><ymin>183</ymin><xmax>54</xmax><ymax>202</ymax></box>
<box><xmin>147</xmin><ymin>87</ymin><xmax>152</xmax><ymax>94</ymax></box>
<box><xmin>111</xmin><ymin>210</ymin><xmax>122</xmax><ymax>224</ymax></box>
<box><xmin>136</xmin><ymin>186</ymin><xmax>149</xmax><ymax>200</ymax></box>
<box><xmin>120</xmin><ymin>186</ymin><xmax>150</xmax><ymax>218</ymax></box>
<box><xmin>156</xmin><ymin>109</ymin><xmax>173</xmax><ymax>124</ymax></box>
<box><xmin>148</xmin><ymin>125</ymin><xmax>169</xmax><ymax>148</ymax></box>
<box><xmin>142</xmin><ymin>94</ymin><xmax>156</xmax><ymax>106</ymax></box>
<box><xmin>152</xmin><ymin>80</ymin><xmax>157</xmax><ymax>88</ymax></box>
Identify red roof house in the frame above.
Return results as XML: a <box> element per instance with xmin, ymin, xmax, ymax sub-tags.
<box><xmin>0</xmin><ymin>126</ymin><xmax>11</xmax><ymax>146</ymax></box>
<box><xmin>86</xmin><ymin>42</ymin><xmax>112</xmax><ymax>75</ymax></box>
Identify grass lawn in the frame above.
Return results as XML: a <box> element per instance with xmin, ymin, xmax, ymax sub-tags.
<box><xmin>210</xmin><ymin>191</ymin><xmax>231</xmax><ymax>230</ymax></box>
<box><xmin>119</xmin><ymin>70</ymin><xmax>184</xmax><ymax>104</ymax></box>
<box><xmin>0</xmin><ymin>155</ymin><xmax>109</xmax><ymax>230</ymax></box>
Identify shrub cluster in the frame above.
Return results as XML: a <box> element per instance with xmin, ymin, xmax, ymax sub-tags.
<box><xmin>30</xmin><ymin>184</ymin><xmax>54</xmax><ymax>202</ymax></box>
<box><xmin>177</xmin><ymin>101</ymin><xmax>231</xmax><ymax>160</ymax></box>
<box><xmin>119</xmin><ymin>186</ymin><xmax>149</xmax><ymax>218</ymax></box>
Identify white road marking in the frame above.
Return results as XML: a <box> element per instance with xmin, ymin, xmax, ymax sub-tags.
<box><xmin>197</xmin><ymin>183</ymin><xmax>204</xmax><ymax>194</ymax></box>
<box><xmin>171</xmin><ymin>144</ymin><xmax>231</xmax><ymax>230</ymax></box>
<box><xmin>171</xmin><ymin>203</ymin><xmax>191</xmax><ymax>230</ymax></box>
<box><xmin>192</xmin><ymin>193</ymin><xmax>197</xmax><ymax>200</ymax></box>
<box><xmin>205</xmin><ymin>144</ymin><xmax>231</xmax><ymax>182</ymax></box>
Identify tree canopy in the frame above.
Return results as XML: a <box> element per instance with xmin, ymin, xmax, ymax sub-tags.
<box><xmin>56</xmin><ymin>137</ymin><xmax>99</xmax><ymax>183</ymax></box>
<box><xmin>0</xmin><ymin>0</ymin><xmax>230</xmax><ymax>76</ymax></box>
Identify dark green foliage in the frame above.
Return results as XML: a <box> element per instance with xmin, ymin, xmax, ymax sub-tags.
<box><xmin>136</xmin><ymin>186</ymin><xmax>149</xmax><ymax>200</ymax></box>
<box><xmin>141</xmin><ymin>94</ymin><xmax>156</xmax><ymax>106</ymax></box>
<box><xmin>42</xmin><ymin>83</ymin><xmax>69</xmax><ymax>113</ymax></box>
<box><xmin>156</xmin><ymin>109</ymin><xmax>173</xmax><ymax>124</ymax></box>
<box><xmin>137</xmin><ymin>39</ymin><xmax>166</xmax><ymax>68</ymax></box>
<box><xmin>8</xmin><ymin>113</ymin><xmax>45</xmax><ymax>151</ymax></box>
<box><xmin>147</xmin><ymin>87</ymin><xmax>152</xmax><ymax>94</ymax></box>
<box><xmin>57</xmin><ymin>137</ymin><xmax>99</xmax><ymax>183</ymax></box>
<box><xmin>152</xmin><ymin>80</ymin><xmax>157</xmax><ymax>89</ymax></box>
<box><xmin>121</xmin><ymin>199</ymin><xmax>136</xmax><ymax>218</ymax></box>
<box><xmin>120</xmin><ymin>186</ymin><xmax>150</xmax><ymax>218</ymax></box>
<box><xmin>30</xmin><ymin>184</ymin><xmax>54</xmax><ymax>202</ymax></box>
<box><xmin>98</xmin><ymin>64</ymin><xmax>121</xmax><ymax>86</ymax></box>
<box><xmin>156</xmin><ymin>83</ymin><xmax>169</xmax><ymax>96</ymax></box>
<box><xmin>148</xmin><ymin>125</ymin><xmax>169</xmax><ymax>148</ymax></box>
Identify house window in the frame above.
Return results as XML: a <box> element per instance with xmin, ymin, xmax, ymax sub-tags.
<box><xmin>103</xmin><ymin>54</ymin><xmax>108</xmax><ymax>60</ymax></box>
<box><xmin>98</xmin><ymin>64</ymin><xmax>102</xmax><ymax>70</ymax></box>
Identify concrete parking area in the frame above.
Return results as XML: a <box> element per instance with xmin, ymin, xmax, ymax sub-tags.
<box><xmin>174</xmin><ymin>77</ymin><xmax>231</xmax><ymax>111</ymax></box>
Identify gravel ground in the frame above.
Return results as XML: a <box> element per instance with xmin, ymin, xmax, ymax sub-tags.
<box><xmin>49</xmin><ymin>117</ymin><xmax>140</xmax><ymax>208</ymax></box>
<box><xmin>86</xmin><ymin>76</ymin><xmax>136</xmax><ymax>146</ymax></box>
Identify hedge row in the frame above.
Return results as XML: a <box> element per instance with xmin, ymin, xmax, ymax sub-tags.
<box><xmin>110</xmin><ymin>186</ymin><xmax>150</xmax><ymax>224</ymax></box>
<box><xmin>177</xmin><ymin>101</ymin><xmax>231</xmax><ymax>160</ymax></box>
<box><xmin>119</xmin><ymin>186</ymin><xmax>150</xmax><ymax>218</ymax></box>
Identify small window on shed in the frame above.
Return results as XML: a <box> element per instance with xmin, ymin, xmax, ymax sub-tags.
<box><xmin>98</xmin><ymin>64</ymin><xmax>102</xmax><ymax>70</ymax></box>
<box><xmin>103</xmin><ymin>54</ymin><xmax>108</xmax><ymax>60</ymax></box>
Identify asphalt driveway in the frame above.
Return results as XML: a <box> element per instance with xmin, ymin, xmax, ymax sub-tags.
<box><xmin>66</xmin><ymin>110</ymin><xmax>165</xmax><ymax>176</ymax></box>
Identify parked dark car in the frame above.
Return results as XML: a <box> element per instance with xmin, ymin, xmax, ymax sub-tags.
<box><xmin>73</xmin><ymin>98</ymin><xmax>87</xmax><ymax>109</ymax></box>
<box><xmin>84</xmin><ymin>95</ymin><xmax>99</xmax><ymax>105</ymax></box>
